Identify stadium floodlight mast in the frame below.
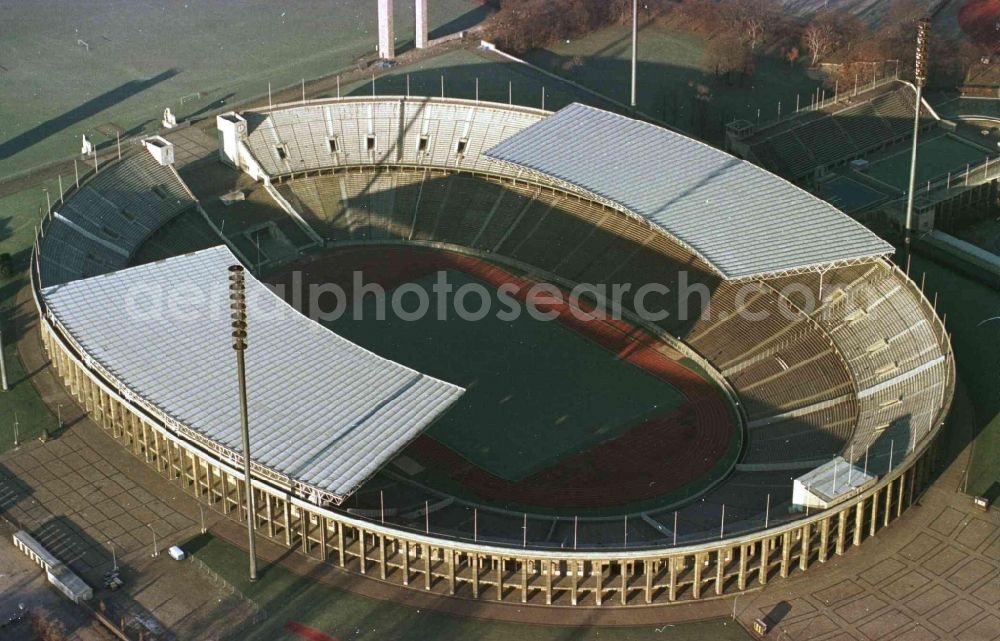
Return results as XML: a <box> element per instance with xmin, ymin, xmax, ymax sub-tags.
<box><xmin>229</xmin><ymin>264</ymin><xmax>258</xmax><ymax>581</ymax></box>
<box><xmin>904</xmin><ymin>16</ymin><xmax>931</xmax><ymax>257</ymax></box>
<box><xmin>630</xmin><ymin>0</ymin><xmax>638</xmax><ymax>108</ymax></box>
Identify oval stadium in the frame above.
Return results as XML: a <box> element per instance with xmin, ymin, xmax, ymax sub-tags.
<box><xmin>30</xmin><ymin>96</ymin><xmax>954</xmax><ymax>606</ymax></box>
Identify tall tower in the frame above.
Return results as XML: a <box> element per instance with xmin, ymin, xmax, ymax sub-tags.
<box><xmin>378</xmin><ymin>0</ymin><xmax>395</xmax><ymax>60</ymax></box>
<box><xmin>415</xmin><ymin>0</ymin><xmax>429</xmax><ymax>49</ymax></box>
<box><xmin>904</xmin><ymin>17</ymin><xmax>931</xmax><ymax>255</ymax></box>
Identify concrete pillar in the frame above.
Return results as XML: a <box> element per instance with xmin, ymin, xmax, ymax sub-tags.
<box><xmin>380</xmin><ymin>535</ymin><xmax>387</xmax><ymax>581</ymax></box>
<box><xmin>780</xmin><ymin>532</ymin><xmax>792</xmax><ymax>578</ymax></box>
<box><xmin>836</xmin><ymin>511</ymin><xmax>847</xmax><ymax>555</ymax></box>
<box><xmin>265</xmin><ymin>494</ymin><xmax>274</xmax><ymax>538</ymax></box>
<box><xmin>897</xmin><ymin>474</ymin><xmax>906</xmax><ymax>517</ymax></box>
<box><xmin>402</xmin><ymin>541</ymin><xmax>409</xmax><ymax>585</ymax></box>
<box><xmin>668</xmin><ymin>557</ymin><xmax>678</xmax><ymax>601</ymax></box>
<box><xmin>337</xmin><ymin>522</ymin><xmax>346</xmax><ymax>567</ymax></box>
<box><xmin>283</xmin><ymin>500</ymin><xmax>293</xmax><ymax>546</ymax></box>
<box><xmin>301</xmin><ymin>511</ymin><xmax>310</xmax><ymax>554</ymax></box>
<box><xmin>693</xmin><ymin>554</ymin><xmax>706</xmax><ymax>599</ymax></box>
<box><xmin>415</xmin><ymin>0</ymin><xmax>428</xmax><ymax>49</ymax></box>
<box><xmin>470</xmin><ymin>554</ymin><xmax>478</xmax><ymax>597</ymax></box>
<box><xmin>870</xmin><ymin>490</ymin><xmax>879</xmax><ymax>537</ymax></box>
<box><xmin>571</xmin><ymin>561</ymin><xmax>579</xmax><ymax>605</ymax></box>
<box><xmin>738</xmin><ymin>544</ymin><xmax>749</xmax><ymax>590</ymax></box>
<box><xmin>854</xmin><ymin>500</ymin><xmax>865</xmax><ymax>546</ymax></box>
<box><xmin>358</xmin><ymin>529</ymin><xmax>367</xmax><ymax>574</ymax></box>
<box><xmin>594</xmin><ymin>562</ymin><xmax>603</xmax><ymax>605</ymax></box>
<box><xmin>319</xmin><ymin>518</ymin><xmax>328</xmax><ymax>561</ymax></box>
<box><xmin>884</xmin><ymin>482</ymin><xmax>893</xmax><ymax>527</ymax></box>
<box><xmin>800</xmin><ymin>523</ymin><xmax>811</xmax><ymax>571</ymax></box>
<box><xmin>424</xmin><ymin>544</ymin><xmax>432</xmax><ymax>590</ymax></box>
<box><xmin>715</xmin><ymin>550</ymin><xmax>725</xmax><ymax>596</ymax></box>
<box><xmin>496</xmin><ymin>558</ymin><xmax>503</xmax><ymax>600</ymax></box>
<box><xmin>621</xmin><ymin>562</ymin><xmax>629</xmax><ymax>605</ymax></box>
<box><xmin>645</xmin><ymin>560</ymin><xmax>654</xmax><ymax>604</ymax></box>
<box><xmin>378</xmin><ymin>0</ymin><xmax>394</xmax><ymax>60</ymax></box>
<box><xmin>521</xmin><ymin>560</ymin><xmax>528</xmax><ymax>603</ymax></box>
<box><xmin>545</xmin><ymin>560</ymin><xmax>553</xmax><ymax>605</ymax></box>
<box><xmin>819</xmin><ymin>518</ymin><xmax>831</xmax><ymax>562</ymax></box>
<box><xmin>758</xmin><ymin>539</ymin><xmax>769</xmax><ymax>585</ymax></box>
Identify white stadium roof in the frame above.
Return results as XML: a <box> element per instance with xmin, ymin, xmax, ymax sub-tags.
<box><xmin>42</xmin><ymin>246</ymin><xmax>464</xmax><ymax>502</ymax></box>
<box><xmin>486</xmin><ymin>103</ymin><xmax>893</xmax><ymax>280</ymax></box>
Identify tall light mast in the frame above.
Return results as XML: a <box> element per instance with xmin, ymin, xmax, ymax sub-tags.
<box><xmin>229</xmin><ymin>265</ymin><xmax>258</xmax><ymax>581</ymax></box>
<box><xmin>904</xmin><ymin>17</ymin><xmax>931</xmax><ymax>257</ymax></box>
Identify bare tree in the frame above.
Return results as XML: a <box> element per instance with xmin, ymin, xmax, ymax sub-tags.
<box><xmin>802</xmin><ymin>16</ymin><xmax>838</xmax><ymax>66</ymax></box>
<box><xmin>724</xmin><ymin>0</ymin><xmax>778</xmax><ymax>51</ymax></box>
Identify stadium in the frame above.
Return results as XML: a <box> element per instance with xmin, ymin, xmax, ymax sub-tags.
<box><xmin>30</xmin><ymin>95</ymin><xmax>954</xmax><ymax>606</ymax></box>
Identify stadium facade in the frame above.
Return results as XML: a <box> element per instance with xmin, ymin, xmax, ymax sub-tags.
<box><xmin>31</xmin><ymin>96</ymin><xmax>953</xmax><ymax>606</ymax></box>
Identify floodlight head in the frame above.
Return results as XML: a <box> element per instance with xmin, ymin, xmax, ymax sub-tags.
<box><xmin>914</xmin><ymin>16</ymin><xmax>931</xmax><ymax>86</ymax></box>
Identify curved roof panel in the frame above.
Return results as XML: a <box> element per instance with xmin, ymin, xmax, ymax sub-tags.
<box><xmin>42</xmin><ymin>246</ymin><xmax>464</xmax><ymax>502</ymax></box>
<box><xmin>486</xmin><ymin>103</ymin><xmax>893</xmax><ymax>279</ymax></box>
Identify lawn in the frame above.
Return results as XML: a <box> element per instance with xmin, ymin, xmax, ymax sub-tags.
<box><xmin>819</xmin><ymin>174</ymin><xmax>889</xmax><ymax>212</ymax></box>
<box><xmin>0</xmin><ymin>0</ymin><xmax>490</xmax><ymax>178</ymax></box>
<box><xmin>327</xmin><ymin>269</ymin><xmax>685</xmax><ymax>481</ymax></box>
<box><xmin>907</xmin><ymin>252</ymin><xmax>1000</xmax><ymax>497</ymax></box>
<box><xmin>0</xmin><ymin>182</ymin><xmax>65</xmax><ymax>453</ymax></box>
<box><xmin>523</xmin><ymin>23</ymin><xmax>826</xmax><ymax>139</ymax></box>
<box><xmin>189</xmin><ymin>534</ymin><xmax>751</xmax><ymax>641</ymax></box>
<box><xmin>340</xmin><ymin>46</ymin><xmax>622</xmax><ymax>114</ymax></box>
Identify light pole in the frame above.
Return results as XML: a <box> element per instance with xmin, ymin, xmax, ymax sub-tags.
<box><xmin>0</xmin><ymin>322</ymin><xmax>8</xmax><ymax>392</ymax></box>
<box><xmin>146</xmin><ymin>523</ymin><xmax>159</xmax><ymax>557</ymax></box>
<box><xmin>107</xmin><ymin>540</ymin><xmax>117</xmax><ymax>571</ymax></box>
<box><xmin>630</xmin><ymin>0</ymin><xmax>638</xmax><ymax>108</ymax></box>
<box><xmin>199</xmin><ymin>504</ymin><xmax>206</xmax><ymax>534</ymax></box>
<box><xmin>12</xmin><ymin>411</ymin><xmax>18</xmax><ymax>448</ymax></box>
<box><xmin>904</xmin><ymin>17</ymin><xmax>931</xmax><ymax>259</ymax></box>
<box><xmin>229</xmin><ymin>265</ymin><xmax>258</xmax><ymax>581</ymax></box>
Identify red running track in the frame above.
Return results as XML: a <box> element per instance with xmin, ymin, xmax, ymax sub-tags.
<box><xmin>272</xmin><ymin>246</ymin><xmax>737</xmax><ymax>510</ymax></box>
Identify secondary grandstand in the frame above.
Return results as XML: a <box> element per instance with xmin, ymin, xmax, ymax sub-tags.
<box><xmin>727</xmin><ymin>80</ymin><xmax>936</xmax><ymax>185</ymax></box>
<box><xmin>31</xmin><ymin>96</ymin><xmax>953</xmax><ymax>605</ymax></box>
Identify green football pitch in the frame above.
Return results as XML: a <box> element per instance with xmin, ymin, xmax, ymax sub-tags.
<box><xmin>326</xmin><ymin>270</ymin><xmax>685</xmax><ymax>482</ymax></box>
<box><xmin>0</xmin><ymin>0</ymin><xmax>489</xmax><ymax>178</ymax></box>
<box><xmin>864</xmin><ymin>134</ymin><xmax>991</xmax><ymax>190</ymax></box>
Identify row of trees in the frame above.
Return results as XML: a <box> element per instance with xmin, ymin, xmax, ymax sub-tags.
<box><xmin>483</xmin><ymin>0</ymin><xmax>989</xmax><ymax>89</ymax></box>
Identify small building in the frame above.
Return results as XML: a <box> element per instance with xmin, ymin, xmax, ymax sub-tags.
<box><xmin>793</xmin><ymin>457</ymin><xmax>877</xmax><ymax>510</ymax></box>
<box><xmin>12</xmin><ymin>531</ymin><xmax>93</xmax><ymax>604</ymax></box>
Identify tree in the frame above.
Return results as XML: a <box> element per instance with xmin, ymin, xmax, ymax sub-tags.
<box><xmin>802</xmin><ymin>15</ymin><xmax>838</xmax><ymax>66</ymax></box>
<box><xmin>723</xmin><ymin>0</ymin><xmax>779</xmax><ymax>51</ymax></box>
<box><xmin>0</xmin><ymin>253</ymin><xmax>11</xmax><ymax>279</ymax></box>
<box><xmin>786</xmin><ymin>46</ymin><xmax>800</xmax><ymax>67</ymax></box>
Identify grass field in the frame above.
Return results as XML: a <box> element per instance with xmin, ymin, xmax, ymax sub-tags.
<box><xmin>934</xmin><ymin>97</ymin><xmax>1000</xmax><ymax>120</ymax></box>
<box><xmin>0</xmin><ymin>183</ymin><xmax>63</xmax><ymax>453</ymax></box>
<box><xmin>339</xmin><ymin>46</ymin><xmax>622</xmax><ymax>114</ymax></box>
<box><xmin>0</xmin><ymin>0</ymin><xmax>489</xmax><ymax>177</ymax></box>
<box><xmin>864</xmin><ymin>134</ymin><xmax>992</xmax><ymax>190</ymax></box>
<box><xmin>820</xmin><ymin>174</ymin><xmax>889</xmax><ymax>212</ymax></box>
<box><xmin>908</xmin><ymin>252</ymin><xmax>1000</xmax><ymax>497</ymax></box>
<box><xmin>329</xmin><ymin>269</ymin><xmax>685</xmax><ymax>482</ymax></box>
<box><xmin>189</xmin><ymin>534</ymin><xmax>751</xmax><ymax>641</ymax></box>
<box><xmin>523</xmin><ymin>23</ymin><xmax>826</xmax><ymax>138</ymax></box>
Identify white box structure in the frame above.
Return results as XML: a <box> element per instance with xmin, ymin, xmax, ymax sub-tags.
<box><xmin>378</xmin><ymin>0</ymin><xmax>394</xmax><ymax>59</ymax></box>
<box><xmin>216</xmin><ymin>112</ymin><xmax>248</xmax><ymax>168</ymax></box>
<box><xmin>793</xmin><ymin>457</ymin><xmax>877</xmax><ymax>510</ymax></box>
<box><xmin>415</xmin><ymin>0</ymin><xmax>428</xmax><ymax>49</ymax></box>
<box><xmin>143</xmin><ymin>136</ymin><xmax>175</xmax><ymax>166</ymax></box>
